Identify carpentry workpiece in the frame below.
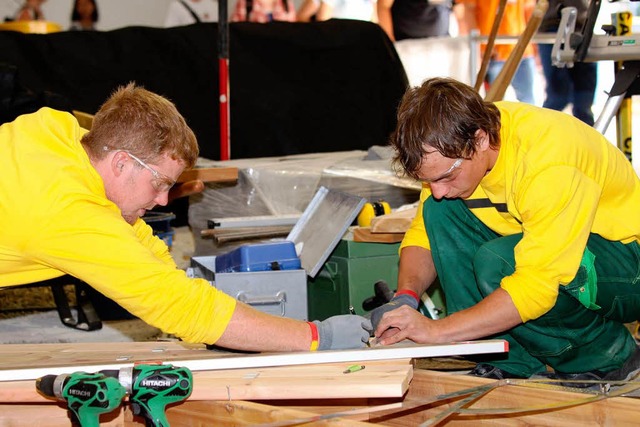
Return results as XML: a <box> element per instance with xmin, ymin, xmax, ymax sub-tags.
<box><xmin>2</xmin><ymin>340</ymin><xmax>640</xmax><ymax>425</ymax></box>
<box><xmin>0</xmin><ymin>340</ymin><xmax>507</xmax><ymax>383</ymax></box>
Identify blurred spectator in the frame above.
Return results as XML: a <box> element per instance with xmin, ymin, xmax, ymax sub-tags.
<box><xmin>232</xmin><ymin>0</ymin><xmax>296</xmax><ymax>22</ymax></box>
<box><xmin>297</xmin><ymin>0</ymin><xmax>375</xmax><ymax>22</ymax></box>
<box><xmin>538</xmin><ymin>0</ymin><xmax>596</xmax><ymax>125</ymax></box>
<box><xmin>165</xmin><ymin>0</ymin><xmax>218</xmax><ymax>27</ymax></box>
<box><xmin>460</xmin><ymin>0</ymin><xmax>537</xmax><ymax>104</ymax></box>
<box><xmin>14</xmin><ymin>0</ymin><xmax>46</xmax><ymax>21</ymax></box>
<box><xmin>377</xmin><ymin>0</ymin><xmax>457</xmax><ymax>42</ymax></box>
<box><xmin>70</xmin><ymin>0</ymin><xmax>98</xmax><ymax>31</ymax></box>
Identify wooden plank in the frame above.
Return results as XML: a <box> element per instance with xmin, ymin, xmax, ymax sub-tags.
<box><xmin>0</xmin><ymin>404</ymin><xmax>128</xmax><ymax>426</ymax></box>
<box><xmin>368</xmin><ymin>369</ymin><xmax>640</xmax><ymax>426</ymax></box>
<box><xmin>0</xmin><ymin>340</ymin><xmax>508</xmax><ymax>382</ymax></box>
<box><xmin>353</xmin><ymin>227</ymin><xmax>404</xmax><ymax>244</ymax></box>
<box><xmin>370</xmin><ymin>208</ymin><xmax>416</xmax><ymax>234</ymax></box>
<box><xmin>0</xmin><ymin>360</ymin><xmax>412</xmax><ymax>403</ymax></box>
<box><xmin>177</xmin><ymin>166</ymin><xmax>238</xmax><ymax>183</ymax></box>
<box><xmin>0</xmin><ymin>401</ymin><xmax>371</xmax><ymax>426</ymax></box>
<box><xmin>168</xmin><ymin>400</ymin><xmax>374</xmax><ymax>426</ymax></box>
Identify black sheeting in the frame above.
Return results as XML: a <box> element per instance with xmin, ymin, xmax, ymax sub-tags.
<box><xmin>0</xmin><ymin>20</ymin><xmax>408</xmax><ymax>160</ymax></box>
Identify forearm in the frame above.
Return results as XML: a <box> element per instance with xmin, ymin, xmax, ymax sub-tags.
<box><xmin>397</xmin><ymin>246</ymin><xmax>437</xmax><ymax>297</ymax></box>
<box><xmin>375</xmin><ymin>287</ymin><xmax>523</xmax><ymax>345</ymax></box>
<box><xmin>296</xmin><ymin>0</ymin><xmax>318</xmax><ymax>22</ymax></box>
<box><xmin>316</xmin><ymin>3</ymin><xmax>333</xmax><ymax>21</ymax></box>
<box><xmin>215</xmin><ymin>302</ymin><xmax>312</xmax><ymax>352</ymax></box>
<box><xmin>376</xmin><ymin>5</ymin><xmax>395</xmax><ymax>41</ymax></box>
<box><xmin>433</xmin><ymin>288</ymin><xmax>522</xmax><ymax>342</ymax></box>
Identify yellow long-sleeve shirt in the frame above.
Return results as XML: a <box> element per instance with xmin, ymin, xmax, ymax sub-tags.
<box><xmin>0</xmin><ymin>108</ymin><xmax>236</xmax><ymax>344</ymax></box>
<box><xmin>402</xmin><ymin>101</ymin><xmax>640</xmax><ymax>322</ymax></box>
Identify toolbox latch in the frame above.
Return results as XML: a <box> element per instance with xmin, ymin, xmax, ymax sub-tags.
<box><xmin>237</xmin><ymin>291</ymin><xmax>287</xmax><ymax>316</ymax></box>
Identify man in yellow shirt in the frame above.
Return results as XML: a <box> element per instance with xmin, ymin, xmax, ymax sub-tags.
<box><xmin>371</xmin><ymin>77</ymin><xmax>640</xmax><ymax>385</ymax></box>
<box><xmin>0</xmin><ymin>83</ymin><xmax>372</xmax><ymax>352</ymax></box>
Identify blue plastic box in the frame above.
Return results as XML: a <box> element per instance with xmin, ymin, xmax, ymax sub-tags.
<box><xmin>215</xmin><ymin>241</ymin><xmax>301</xmax><ymax>273</ymax></box>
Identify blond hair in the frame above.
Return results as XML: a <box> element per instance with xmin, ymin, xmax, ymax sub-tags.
<box><xmin>82</xmin><ymin>83</ymin><xmax>198</xmax><ymax>168</ymax></box>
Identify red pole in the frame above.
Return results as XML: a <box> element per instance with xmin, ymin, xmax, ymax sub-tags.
<box><xmin>219</xmin><ymin>57</ymin><xmax>230</xmax><ymax>160</ymax></box>
<box><xmin>218</xmin><ymin>0</ymin><xmax>230</xmax><ymax>160</ymax></box>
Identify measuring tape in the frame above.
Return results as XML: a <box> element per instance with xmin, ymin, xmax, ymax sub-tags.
<box><xmin>357</xmin><ymin>201</ymin><xmax>391</xmax><ymax>227</ymax></box>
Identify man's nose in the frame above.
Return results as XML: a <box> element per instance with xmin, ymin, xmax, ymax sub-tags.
<box><xmin>154</xmin><ymin>191</ymin><xmax>169</xmax><ymax>207</ymax></box>
<box><xmin>430</xmin><ymin>183</ymin><xmax>449</xmax><ymax>200</ymax></box>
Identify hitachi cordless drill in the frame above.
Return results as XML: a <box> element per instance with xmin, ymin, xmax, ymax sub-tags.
<box><xmin>35</xmin><ymin>371</ymin><xmax>127</xmax><ymax>427</ymax></box>
<box><xmin>101</xmin><ymin>364</ymin><xmax>193</xmax><ymax>427</ymax></box>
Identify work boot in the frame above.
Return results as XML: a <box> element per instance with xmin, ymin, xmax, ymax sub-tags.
<box><xmin>552</xmin><ymin>345</ymin><xmax>640</xmax><ymax>389</ymax></box>
<box><xmin>467</xmin><ymin>363</ymin><xmax>527</xmax><ymax>380</ymax></box>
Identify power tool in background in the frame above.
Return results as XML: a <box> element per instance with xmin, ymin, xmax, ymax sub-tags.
<box><xmin>357</xmin><ymin>200</ymin><xmax>391</xmax><ymax>227</ymax></box>
<box><xmin>35</xmin><ymin>371</ymin><xmax>127</xmax><ymax>427</ymax></box>
<box><xmin>100</xmin><ymin>364</ymin><xmax>193</xmax><ymax>427</ymax></box>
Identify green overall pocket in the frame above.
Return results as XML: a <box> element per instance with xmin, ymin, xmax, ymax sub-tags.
<box><xmin>562</xmin><ymin>247</ymin><xmax>601</xmax><ymax>310</ymax></box>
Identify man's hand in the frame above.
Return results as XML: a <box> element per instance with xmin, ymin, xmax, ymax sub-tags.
<box><xmin>314</xmin><ymin>315</ymin><xmax>373</xmax><ymax>350</ymax></box>
<box><xmin>370</xmin><ymin>293</ymin><xmax>420</xmax><ymax>331</ymax></box>
<box><xmin>374</xmin><ymin>305</ymin><xmax>436</xmax><ymax>345</ymax></box>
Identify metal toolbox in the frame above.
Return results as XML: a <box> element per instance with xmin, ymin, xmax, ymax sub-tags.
<box><xmin>187</xmin><ymin>187</ymin><xmax>365</xmax><ymax>321</ymax></box>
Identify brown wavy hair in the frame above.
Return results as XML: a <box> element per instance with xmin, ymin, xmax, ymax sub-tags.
<box><xmin>391</xmin><ymin>77</ymin><xmax>501</xmax><ymax>181</ymax></box>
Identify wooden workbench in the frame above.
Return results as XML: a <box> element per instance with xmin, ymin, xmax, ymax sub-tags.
<box><xmin>1</xmin><ymin>340</ymin><xmax>639</xmax><ymax>426</ymax></box>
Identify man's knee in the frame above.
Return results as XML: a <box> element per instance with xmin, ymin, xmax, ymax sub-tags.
<box><xmin>473</xmin><ymin>234</ymin><xmax>521</xmax><ymax>296</ymax></box>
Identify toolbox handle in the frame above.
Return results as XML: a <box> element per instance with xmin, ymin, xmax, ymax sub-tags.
<box><xmin>236</xmin><ymin>291</ymin><xmax>287</xmax><ymax>316</ymax></box>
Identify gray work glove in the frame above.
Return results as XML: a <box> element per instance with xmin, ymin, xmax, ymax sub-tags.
<box><xmin>314</xmin><ymin>315</ymin><xmax>372</xmax><ymax>350</ymax></box>
<box><xmin>370</xmin><ymin>293</ymin><xmax>420</xmax><ymax>330</ymax></box>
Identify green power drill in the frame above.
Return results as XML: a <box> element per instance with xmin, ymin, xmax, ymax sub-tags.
<box><xmin>101</xmin><ymin>364</ymin><xmax>193</xmax><ymax>427</ymax></box>
<box><xmin>35</xmin><ymin>371</ymin><xmax>127</xmax><ymax>427</ymax></box>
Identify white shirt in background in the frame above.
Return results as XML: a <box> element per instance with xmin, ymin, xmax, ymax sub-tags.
<box><xmin>164</xmin><ymin>0</ymin><xmax>218</xmax><ymax>27</ymax></box>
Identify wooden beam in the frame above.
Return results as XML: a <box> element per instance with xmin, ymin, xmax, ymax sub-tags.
<box><xmin>353</xmin><ymin>227</ymin><xmax>404</xmax><ymax>244</ymax></box>
<box><xmin>370</xmin><ymin>208</ymin><xmax>416</xmax><ymax>234</ymax></box>
<box><xmin>0</xmin><ymin>401</ymin><xmax>372</xmax><ymax>426</ymax></box>
<box><xmin>177</xmin><ymin>166</ymin><xmax>238</xmax><ymax>183</ymax></box>
<box><xmin>0</xmin><ymin>360</ymin><xmax>412</xmax><ymax>403</ymax></box>
<box><xmin>167</xmin><ymin>400</ymin><xmax>374</xmax><ymax>426</ymax></box>
<box><xmin>368</xmin><ymin>369</ymin><xmax>640</xmax><ymax>426</ymax></box>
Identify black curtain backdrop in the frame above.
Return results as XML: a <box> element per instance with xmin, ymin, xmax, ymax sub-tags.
<box><xmin>0</xmin><ymin>20</ymin><xmax>408</xmax><ymax>161</ymax></box>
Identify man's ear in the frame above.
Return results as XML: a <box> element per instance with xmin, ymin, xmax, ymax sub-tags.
<box><xmin>111</xmin><ymin>151</ymin><xmax>128</xmax><ymax>177</ymax></box>
<box><xmin>475</xmin><ymin>129</ymin><xmax>490</xmax><ymax>152</ymax></box>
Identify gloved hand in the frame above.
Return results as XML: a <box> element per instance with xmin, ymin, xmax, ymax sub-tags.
<box><xmin>313</xmin><ymin>315</ymin><xmax>372</xmax><ymax>350</ymax></box>
<box><xmin>370</xmin><ymin>292</ymin><xmax>420</xmax><ymax>330</ymax></box>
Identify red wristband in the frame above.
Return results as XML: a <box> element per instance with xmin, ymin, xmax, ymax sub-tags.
<box><xmin>395</xmin><ymin>289</ymin><xmax>420</xmax><ymax>302</ymax></box>
<box><xmin>307</xmin><ymin>321</ymin><xmax>319</xmax><ymax>351</ymax></box>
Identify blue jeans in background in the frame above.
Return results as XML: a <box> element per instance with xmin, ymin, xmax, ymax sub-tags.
<box><xmin>538</xmin><ymin>41</ymin><xmax>597</xmax><ymax>126</ymax></box>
